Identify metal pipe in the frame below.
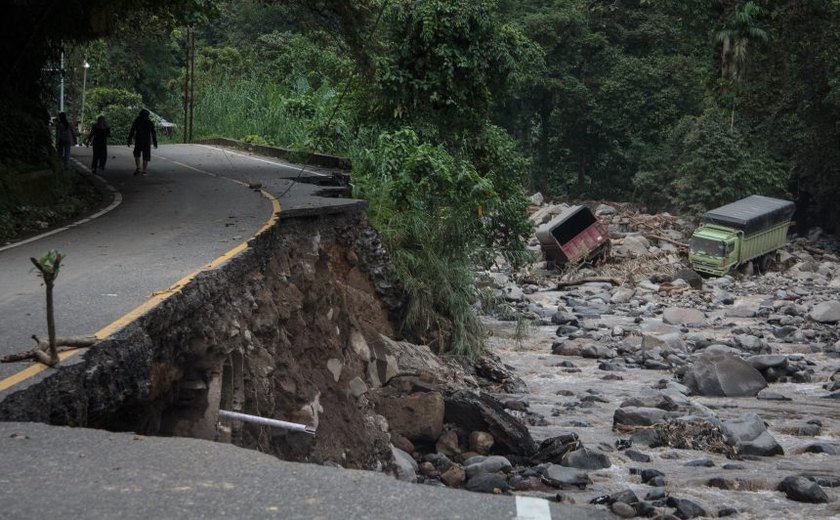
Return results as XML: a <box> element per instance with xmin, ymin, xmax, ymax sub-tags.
<box><xmin>218</xmin><ymin>409</ymin><xmax>316</xmax><ymax>435</ymax></box>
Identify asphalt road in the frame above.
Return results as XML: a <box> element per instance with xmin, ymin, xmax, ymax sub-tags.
<box><xmin>0</xmin><ymin>144</ymin><xmax>354</xmax><ymax>386</ymax></box>
<box><xmin>0</xmin><ymin>422</ymin><xmax>611</xmax><ymax>520</ymax></box>
<box><xmin>0</xmin><ymin>146</ymin><xmax>614</xmax><ymax>520</ymax></box>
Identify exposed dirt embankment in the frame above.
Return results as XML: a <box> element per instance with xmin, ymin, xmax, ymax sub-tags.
<box><xmin>0</xmin><ymin>204</ymin><xmax>409</xmax><ymax>470</ymax></box>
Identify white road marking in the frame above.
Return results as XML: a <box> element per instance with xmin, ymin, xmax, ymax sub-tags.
<box><xmin>515</xmin><ymin>496</ymin><xmax>551</xmax><ymax>520</ymax></box>
<box><xmin>0</xmin><ymin>161</ymin><xmax>122</xmax><ymax>253</ymax></box>
<box><xmin>195</xmin><ymin>144</ymin><xmax>329</xmax><ymax>177</ymax></box>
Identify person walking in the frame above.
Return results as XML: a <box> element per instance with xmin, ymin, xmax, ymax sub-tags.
<box><xmin>85</xmin><ymin>115</ymin><xmax>111</xmax><ymax>174</ymax></box>
<box><xmin>55</xmin><ymin>112</ymin><xmax>75</xmax><ymax>169</ymax></box>
<box><xmin>127</xmin><ymin>108</ymin><xmax>157</xmax><ymax>175</ymax></box>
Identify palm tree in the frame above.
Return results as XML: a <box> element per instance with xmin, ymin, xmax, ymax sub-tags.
<box><xmin>716</xmin><ymin>1</ymin><xmax>769</xmax><ymax>129</ymax></box>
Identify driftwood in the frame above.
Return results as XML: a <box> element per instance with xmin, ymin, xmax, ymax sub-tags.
<box><xmin>554</xmin><ymin>276</ymin><xmax>622</xmax><ymax>289</ymax></box>
<box><xmin>1</xmin><ymin>335</ymin><xmax>96</xmax><ymax>363</ymax></box>
<box><xmin>644</xmin><ymin>233</ymin><xmax>689</xmax><ymax>249</ymax></box>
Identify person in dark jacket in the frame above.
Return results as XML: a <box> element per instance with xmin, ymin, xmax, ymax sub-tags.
<box><xmin>127</xmin><ymin>108</ymin><xmax>158</xmax><ymax>175</ymax></box>
<box><xmin>85</xmin><ymin>115</ymin><xmax>111</xmax><ymax>174</ymax></box>
<box><xmin>55</xmin><ymin>112</ymin><xmax>75</xmax><ymax>169</ymax></box>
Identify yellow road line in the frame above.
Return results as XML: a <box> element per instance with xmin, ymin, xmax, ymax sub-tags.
<box><xmin>0</xmin><ymin>160</ymin><xmax>280</xmax><ymax>394</ymax></box>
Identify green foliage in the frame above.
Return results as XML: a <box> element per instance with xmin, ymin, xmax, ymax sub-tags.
<box><xmin>192</xmin><ymin>77</ymin><xmax>347</xmax><ymax>154</ymax></box>
<box><xmin>35</xmin><ymin>250</ymin><xmax>65</xmax><ymax>278</ymax></box>
<box><xmin>352</xmin><ymin>129</ymin><xmax>495</xmax><ymax>355</ymax></box>
<box><xmin>373</xmin><ymin>0</ymin><xmax>538</xmax><ymax>137</ymax></box>
<box><xmin>634</xmin><ymin>106</ymin><xmax>789</xmax><ymax>215</ymax></box>
<box><xmin>83</xmin><ymin>87</ymin><xmax>143</xmax><ymax>143</ymax></box>
<box><xmin>253</xmin><ymin>31</ymin><xmax>352</xmax><ymax>89</ymax></box>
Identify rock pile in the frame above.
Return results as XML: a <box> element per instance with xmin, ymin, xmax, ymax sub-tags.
<box><xmin>469</xmin><ymin>198</ymin><xmax>840</xmax><ymax>516</ymax></box>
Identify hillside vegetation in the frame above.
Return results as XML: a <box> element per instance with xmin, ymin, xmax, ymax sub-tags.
<box><xmin>3</xmin><ymin>0</ymin><xmax>839</xmax><ymax>354</ymax></box>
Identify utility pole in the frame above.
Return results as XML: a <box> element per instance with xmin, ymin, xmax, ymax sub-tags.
<box><xmin>59</xmin><ymin>50</ymin><xmax>64</xmax><ymax>113</ymax></box>
<box><xmin>79</xmin><ymin>60</ymin><xmax>89</xmax><ymax>134</ymax></box>
<box><xmin>183</xmin><ymin>26</ymin><xmax>195</xmax><ymax>143</ymax></box>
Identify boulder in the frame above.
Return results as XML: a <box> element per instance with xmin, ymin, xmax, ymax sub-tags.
<box><xmin>468</xmin><ymin>431</ymin><xmax>495</xmax><ymax>454</ymax></box>
<box><xmin>542</xmin><ymin>464</ymin><xmax>591</xmax><ymax>489</ymax></box>
<box><xmin>561</xmin><ymin>447</ymin><xmax>611</xmax><ymax>469</ymax></box>
<box><xmin>444</xmin><ymin>390</ymin><xmax>537</xmax><ymax>456</ymax></box>
<box><xmin>725</xmin><ymin>304</ymin><xmax>758</xmax><ymax>318</ymax></box>
<box><xmin>464</xmin><ymin>455</ymin><xmax>512</xmax><ymax>478</ymax></box>
<box><xmin>440</xmin><ymin>464</ymin><xmax>466</xmax><ymax>487</ymax></box>
<box><xmin>613</xmin><ymin>407</ymin><xmax>668</xmax><ymax>428</ymax></box>
<box><xmin>391</xmin><ymin>446</ymin><xmax>418</xmax><ymax>482</ymax></box>
<box><xmin>663</xmin><ymin>307</ymin><xmax>706</xmax><ymax>326</ymax></box>
<box><xmin>684</xmin><ymin>351</ymin><xmax>767</xmax><ymax>397</ymax></box>
<box><xmin>375</xmin><ymin>392</ymin><xmax>444</xmax><ymax>442</ymax></box>
<box><xmin>667</xmin><ymin>497</ymin><xmax>707</xmax><ymax>519</ymax></box>
<box><xmin>721</xmin><ymin>413</ymin><xmax>784</xmax><ymax>457</ymax></box>
<box><xmin>464</xmin><ymin>473</ymin><xmax>511</xmax><ymax>494</ymax></box>
<box><xmin>531</xmin><ymin>433</ymin><xmax>580</xmax><ymax>464</ymax></box>
<box><xmin>778</xmin><ymin>476</ymin><xmax>829</xmax><ymax>503</ymax></box>
<box><xmin>810</xmin><ymin>301</ymin><xmax>840</xmax><ymax>323</ymax></box>
<box><xmin>746</xmin><ymin>355</ymin><xmax>788</xmax><ymax>372</ymax></box>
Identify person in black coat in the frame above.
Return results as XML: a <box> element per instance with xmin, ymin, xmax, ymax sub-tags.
<box><xmin>55</xmin><ymin>111</ymin><xmax>76</xmax><ymax>169</ymax></box>
<box><xmin>85</xmin><ymin>115</ymin><xmax>111</xmax><ymax>174</ymax></box>
<box><xmin>127</xmin><ymin>108</ymin><xmax>158</xmax><ymax>175</ymax></box>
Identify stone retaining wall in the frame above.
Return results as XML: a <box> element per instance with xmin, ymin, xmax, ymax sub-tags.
<box><xmin>0</xmin><ymin>204</ymin><xmax>408</xmax><ymax>470</ymax></box>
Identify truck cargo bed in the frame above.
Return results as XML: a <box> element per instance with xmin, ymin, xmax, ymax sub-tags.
<box><xmin>702</xmin><ymin>195</ymin><xmax>794</xmax><ymax>235</ymax></box>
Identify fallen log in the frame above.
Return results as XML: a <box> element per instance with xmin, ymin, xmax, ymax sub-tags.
<box><xmin>554</xmin><ymin>276</ymin><xmax>622</xmax><ymax>289</ymax></box>
<box><xmin>1</xmin><ymin>335</ymin><xmax>97</xmax><ymax>364</ymax></box>
<box><xmin>2</xmin><ymin>345</ymin><xmax>80</xmax><ymax>363</ymax></box>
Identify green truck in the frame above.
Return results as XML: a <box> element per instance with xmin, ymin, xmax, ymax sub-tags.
<box><xmin>689</xmin><ymin>195</ymin><xmax>795</xmax><ymax>276</ymax></box>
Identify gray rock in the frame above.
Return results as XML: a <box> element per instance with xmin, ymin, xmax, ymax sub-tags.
<box><xmin>543</xmin><ymin>464</ymin><xmax>591</xmax><ymax>489</ymax></box>
<box><xmin>391</xmin><ymin>446</ymin><xmax>418</xmax><ymax>482</ymax></box>
<box><xmin>685</xmin><ymin>459</ymin><xmax>714</xmax><ymax>467</ymax></box>
<box><xmin>611</xmin><ymin>288</ymin><xmax>635</xmax><ymax>304</ymax></box>
<box><xmin>531</xmin><ymin>433</ymin><xmax>580</xmax><ymax>463</ymax></box>
<box><xmin>803</xmin><ymin>443</ymin><xmax>840</xmax><ymax>455</ymax></box>
<box><xmin>616</xmin><ymin>235</ymin><xmax>651</xmax><ymax>257</ymax></box>
<box><xmin>595</xmin><ymin>203</ymin><xmax>616</xmax><ymax>216</ymax></box>
<box><xmin>672</xmin><ymin>268</ymin><xmax>702</xmax><ymax>289</ymax></box>
<box><xmin>625</xmin><ymin>449</ymin><xmax>651</xmax><ymax>463</ymax></box>
<box><xmin>721</xmin><ymin>413</ymin><xmax>784</xmax><ymax>457</ymax></box>
<box><xmin>663</xmin><ymin>307</ymin><xmax>706</xmax><ymax>327</ymax></box>
<box><xmin>667</xmin><ymin>497</ymin><xmax>707</xmax><ymax>519</ymax></box>
<box><xmin>444</xmin><ymin>390</ymin><xmax>537</xmax><ymax>456</ymax></box>
<box><xmin>778</xmin><ymin>476</ymin><xmax>829</xmax><ymax>503</ymax></box>
<box><xmin>561</xmin><ymin>447</ymin><xmax>611</xmax><ymax>469</ymax></box>
<box><xmin>684</xmin><ymin>351</ymin><xmax>768</xmax><ymax>397</ymax></box>
<box><xmin>529</xmin><ymin>192</ymin><xmax>544</xmax><ymax>206</ymax></box>
<box><xmin>503</xmin><ymin>286</ymin><xmax>524</xmax><ymax>302</ymax></box>
<box><xmin>464</xmin><ymin>455</ymin><xmax>512</xmax><ymax>478</ymax></box>
<box><xmin>581</xmin><ymin>344</ymin><xmax>617</xmax><ymax>359</ymax></box>
<box><xmin>464</xmin><ymin>473</ymin><xmax>511</xmax><ymax>494</ymax></box>
<box><xmin>746</xmin><ymin>355</ymin><xmax>788</xmax><ymax>371</ymax></box>
<box><xmin>613</xmin><ymin>407</ymin><xmax>668</xmax><ymax>427</ymax></box>
<box><xmin>810</xmin><ymin>301</ymin><xmax>840</xmax><ymax>323</ymax></box>
<box><xmin>725</xmin><ymin>304</ymin><xmax>758</xmax><ymax>318</ymax></box>
<box><xmin>611</xmin><ymin>502</ymin><xmax>636</xmax><ymax>518</ymax></box>
<box><xmin>756</xmin><ymin>389</ymin><xmax>791</xmax><ymax>401</ymax></box>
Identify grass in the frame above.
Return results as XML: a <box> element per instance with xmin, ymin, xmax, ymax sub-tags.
<box><xmin>192</xmin><ymin>77</ymin><xmax>347</xmax><ymax>155</ymax></box>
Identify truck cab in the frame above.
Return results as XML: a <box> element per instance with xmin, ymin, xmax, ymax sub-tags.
<box><xmin>689</xmin><ymin>224</ymin><xmax>741</xmax><ymax>276</ymax></box>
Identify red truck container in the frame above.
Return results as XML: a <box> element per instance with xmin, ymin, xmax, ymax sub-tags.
<box><xmin>535</xmin><ymin>205</ymin><xmax>610</xmax><ymax>265</ymax></box>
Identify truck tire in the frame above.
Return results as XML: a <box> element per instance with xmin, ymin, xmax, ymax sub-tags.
<box><xmin>758</xmin><ymin>253</ymin><xmax>773</xmax><ymax>273</ymax></box>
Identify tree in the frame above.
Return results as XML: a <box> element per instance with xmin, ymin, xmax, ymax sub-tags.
<box><xmin>716</xmin><ymin>1</ymin><xmax>769</xmax><ymax>130</ymax></box>
<box><xmin>30</xmin><ymin>250</ymin><xmax>65</xmax><ymax>366</ymax></box>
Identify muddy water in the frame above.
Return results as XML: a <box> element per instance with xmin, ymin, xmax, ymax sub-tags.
<box><xmin>485</xmin><ymin>318</ymin><xmax>840</xmax><ymax>519</ymax></box>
